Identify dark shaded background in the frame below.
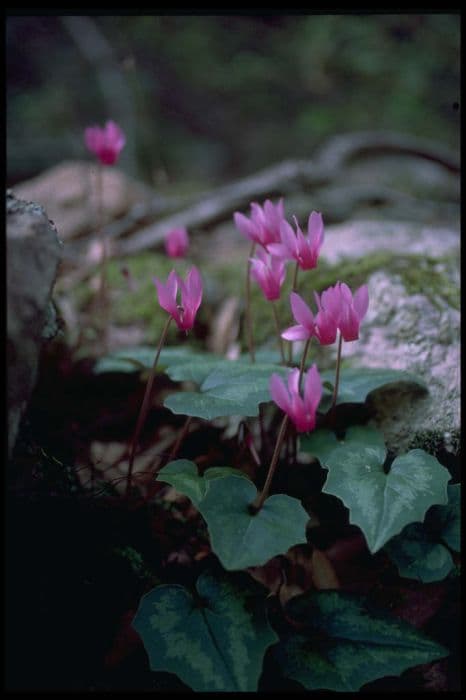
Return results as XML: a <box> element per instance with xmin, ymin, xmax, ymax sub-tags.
<box><xmin>7</xmin><ymin>13</ymin><xmax>460</xmax><ymax>188</ymax></box>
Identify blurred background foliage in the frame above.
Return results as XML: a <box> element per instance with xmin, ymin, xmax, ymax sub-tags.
<box><xmin>7</xmin><ymin>13</ymin><xmax>460</xmax><ymax>188</ymax></box>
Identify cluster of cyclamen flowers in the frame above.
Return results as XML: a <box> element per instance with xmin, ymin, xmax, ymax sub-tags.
<box><xmin>234</xmin><ymin>199</ymin><xmax>369</xmax><ymax>433</ymax></box>
<box><xmin>83</xmin><ymin>120</ymin><xmax>368</xmax><ymax>453</ymax></box>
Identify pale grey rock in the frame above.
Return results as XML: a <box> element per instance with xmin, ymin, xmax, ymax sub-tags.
<box><xmin>343</xmin><ymin>270</ymin><xmax>460</xmax><ymax>455</ymax></box>
<box><xmin>7</xmin><ymin>191</ymin><xmax>63</xmax><ymax>456</ymax></box>
<box><xmin>322</xmin><ymin>220</ymin><xmax>459</xmax><ymax>265</ymax></box>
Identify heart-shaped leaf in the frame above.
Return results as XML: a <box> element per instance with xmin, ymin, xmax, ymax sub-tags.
<box><xmin>384</xmin><ymin>523</ymin><xmax>455</xmax><ymax>583</ymax></box>
<box><xmin>302</xmin><ymin>426</ymin><xmax>450</xmax><ymax>552</ymax></box>
<box><xmin>384</xmin><ymin>483</ymin><xmax>460</xmax><ymax>582</ymax></box>
<box><xmin>274</xmin><ymin>590</ymin><xmax>448</xmax><ymax>691</ymax></box>
<box><xmin>133</xmin><ymin>568</ymin><xmax>278</xmax><ymax>691</ymax></box>
<box><xmin>158</xmin><ymin>464</ymin><xmax>309</xmax><ymax>569</ymax></box>
<box><xmin>319</xmin><ymin>367</ymin><xmax>427</xmax><ymax>411</ymax></box>
<box><xmin>158</xmin><ymin>459</ymin><xmax>250</xmax><ymax>508</ymax></box>
<box><xmin>199</xmin><ymin>476</ymin><xmax>310</xmax><ymax>570</ymax></box>
<box><xmin>93</xmin><ymin>345</ymin><xmax>199</xmax><ymax>374</ymax></box>
<box><xmin>164</xmin><ymin>363</ymin><xmax>288</xmax><ymax>419</ymax></box>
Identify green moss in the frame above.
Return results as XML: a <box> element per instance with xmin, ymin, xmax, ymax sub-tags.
<box><xmin>72</xmin><ymin>248</ymin><xmax>458</xmax><ymax>354</ymax></box>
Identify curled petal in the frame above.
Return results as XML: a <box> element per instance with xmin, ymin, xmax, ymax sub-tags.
<box><xmin>269</xmin><ymin>373</ymin><xmax>290</xmax><ymax>414</ymax></box>
<box><xmin>153</xmin><ymin>271</ymin><xmax>179</xmax><ymax>318</ymax></box>
<box><xmin>280</xmin><ymin>220</ymin><xmax>298</xmax><ymax>256</ymax></box>
<box><xmin>308</xmin><ymin>211</ymin><xmax>324</xmax><ymax>249</ymax></box>
<box><xmin>234</xmin><ymin>211</ymin><xmax>258</xmax><ymax>241</ymax></box>
<box><xmin>281</xmin><ymin>325</ymin><xmax>313</xmax><ymax>341</ymax></box>
<box><xmin>303</xmin><ymin>364</ymin><xmax>322</xmax><ymax>414</ymax></box>
<box><xmin>290</xmin><ymin>292</ymin><xmax>314</xmax><ymax>330</ymax></box>
<box><xmin>287</xmin><ymin>368</ymin><xmax>300</xmax><ymax>396</ymax></box>
<box><xmin>353</xmin><ymin>284</ymin><xmax>369</xmax><ymax>320</ymax></box>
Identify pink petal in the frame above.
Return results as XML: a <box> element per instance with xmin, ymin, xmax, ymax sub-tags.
<box><xmin>280</xmin><ymin>220</ymin><xmax>298</xmax><ymax>255</ymax></box>
<box><xmin>266</xmin><ymin>243</ymin><xmax>289</xmax><ymax>259</ymax></box>
<box><xmin>287</xmin><ymin>368</ymin><xmax>300</xmax><ymax>396</ymax></box>
<box><xmin>290</xmin><ymin>292</ymin><xmax>314</xmax><ymax>330</ymax></box>
<box><xmin>304</xmin><ymin>364</ymin><xmax>322</xmax><ymax>413</ymax></box>
<box><xmin>353</xmin><ymin>284</ymin><xmax>369</xmax><ymax>320</ymax></box>
<box><xmin>270</xmin><ymin>374</ymin><xmax>290</xmax><ymax>413</ymax></box>
<box><xmin>234</xmin><ymin>212</ymin><xmax>258</xmax><ymax>241</ymax></box>
<box><xmin>308</xmin><ymin>211</ymin><xmax>324</xmax><ymax>248</ymax></box>
<box><xmin>281</xmin><ymin>325</ymin><xmax>313</xmax><ymax>341</ymax></box>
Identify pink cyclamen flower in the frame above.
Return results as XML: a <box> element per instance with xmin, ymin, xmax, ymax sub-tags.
<box><xmin>165</xmin><ymin>227</ymin><xmax>189</xmax><ymax>258</ymax></box>
<box><xmin>337</xmin><ymin>282</ymin><xmax>369</xmax><ymax>341</ymax></box>
<box><xmin>268</xmin><ymin>211</ymin><xmax>324</xmax><ymax>269</ymax></box>
<box><xmin>282</xmin><ymin>291</ymin><xmax>316</xmax><ymax>341</ymax></box>
<box><xmin>233</xmin><ymin>198</ymin><xmax>285</xmax><ymax>247</ymax></box>
<box><xmin>313</xmin><ymin>283</ymin><xmax>343</xmax><ymax>345</ymax></box>
<box><xmin>84</xmin><ymin>120</ymin><xmax>126</xmax><ymax>165</ymax></box>
<box><xmin>249</xmin><ymin>247</ymin><xmax>286</xmax><ymax>301</ymax></box>
<box><xmin>270</xmin><ymin>365</ymin><xmax>322</xmax><ymax>433</ymax></box>
<box><xmin>153</xmin><ymin>266</ymin><xmax>203</xmax><ymax>331</ymax></box>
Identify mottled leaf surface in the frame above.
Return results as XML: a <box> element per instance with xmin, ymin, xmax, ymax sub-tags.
<box><xmin>133</xmin><ymin>569</ymin><xmax>278</xmax><ymax>691</ymax></box>
<box><xmin>302</xmin><ymin>426</ymin><xmax>450</xmax><ymax>552</ymax></box>
<box><xmin>384</xmin><ymin>523</ymin><xmax>454</xmax><ymax>583</ymax></box>
<box><xmin>274</xmin><ymin>591</ymin><xmax>448</xmax><ymax>691</ymax></box>
<box><xmin>384</xmin><ymin>484</ymin><xmax>460</xmax><ymax>582</ymax></box>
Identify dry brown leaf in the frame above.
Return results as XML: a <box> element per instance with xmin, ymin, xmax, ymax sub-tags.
<box><xmin>310</xmin><ymin>549</ymin><xmax>340</xmax><ymax>590</ymax></box>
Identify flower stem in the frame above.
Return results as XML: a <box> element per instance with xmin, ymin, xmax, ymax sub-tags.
<box><xmin>245</xmin><ymin>242</ymin><xmax>256</xmax><ymax>363</ymax></box>
<box><xmin>250</xmin><ymin>414</ymin><xmax>289</xmax><ymax>513</ymax></box>
<box><xmin>96</xmin><ymin>164</ymin><xmax>109</xmax><ymax>351</ymax></box>
<box><xmin>299</xmin><ymin>338</ymin><xmax>311</xmax><ymax>386</ymax></box>
<box><xmin>272</xmin><ymin>302</ymin><xmax>286</xmax><ymax>365</ymax></box>
<box><xmin>126</xmin><ymin>315</ymin><xmax>172</xmax><ymax>499</ymax></box>
<box><xmin>167</xmin><ymin>416</ymin><xmax>193</xmax><ymax>464</ymax></box>
<box><xmin>291</xmin><ymin>261</ymin><xmax>300</xmax><ymax>293</ymax></box>
<box><xmin>330</xmin><ymin>332</ymin><xmax>343</xmax><ymax>412</ymax></box>
<box><xmin>288</xmin><ymin>262</ymin><xmax>300</xmax><ymax>363</ymax></box>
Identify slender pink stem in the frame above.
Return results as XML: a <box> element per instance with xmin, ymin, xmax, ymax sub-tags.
<box><xmin>331</xmin><ymin>332</ymin><xmax>343</xmax><ymax>412</ymax></box>
<box><xmin>126</xmin><ymin>315</ymin><xmax>172</xmax><ymax>499</ymax></box>
<box><xmin>95</xmin><ymin>164</ymin><xmax>109</xmax><ymax>350</ymax></box>
<box><xmin>245</xmin><ymin>242</ymin><xmax>256</xmax><ymax>363</ymax></box>
<box><xmin>250</xmin><ymin>413</ymin><xmax>288</xmax><ymax>513</ymax></box>
<box><xmin>298</xmin><ymin>338</ymin><xmax>311</xmax><ymax>387</ymax></box>
<box><xmin>167</xmin><ymin>416</ymin><xmax>193</xmax><ymax>464</ymax></box>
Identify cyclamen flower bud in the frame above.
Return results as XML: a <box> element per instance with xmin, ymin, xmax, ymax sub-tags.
<box><xmin>84</xmin><ymin>120</ymin><xmax>126</xmax><ymax>165</ymax></box>
<box><xmin>165</xmin><ymin>227</ymin><xmax>189</xmax><ymax>258</ymax></box>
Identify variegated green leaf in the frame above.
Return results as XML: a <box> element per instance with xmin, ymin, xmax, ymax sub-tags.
<box><xmin>274</xmin><ymin>591</ymin><xmax>448</xmax><ymax>691</ymax></box>
<box><xmin>384</xmin><ymin>522</ymin><xmax>454</xmax><ymax>583</ymax></box>
<box><xmin>384</xmin><ymin>483</ymin><xmax>460</xmax><ymax>582</ymax></box>
<box><xmin>303</xmin><ymin>426</ymin><xmax>450</xmax><ymax>552</ymax></box>
<box><xmin>132</xmin><ymin>569</ymin><xmax>278</xmax><ymax>691</ymax></box>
